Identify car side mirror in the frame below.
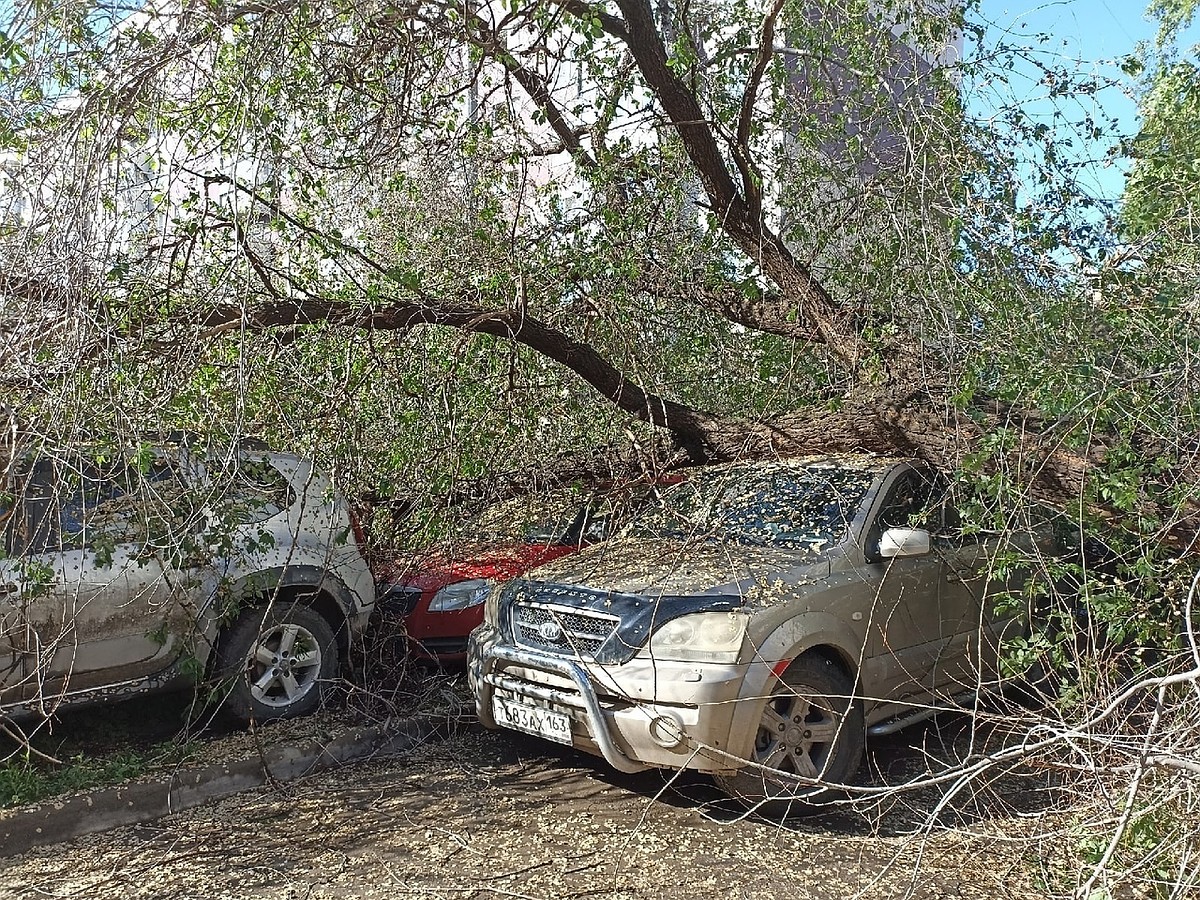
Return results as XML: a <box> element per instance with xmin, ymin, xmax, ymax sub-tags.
<box><xmin>880</xmin><ymin>527</ymin><xmax>932</xmax><ymax>559</ymax></box>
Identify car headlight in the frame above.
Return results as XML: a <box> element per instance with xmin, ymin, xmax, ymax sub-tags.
<box><xmin>428</xmin><ymin>579</ymin><xmax>491</xmax><ymax>612</ymax></box>
<box><xmin>645</xmin><ymin>611</ymin><xmax>748</xmax><ymax>663</ymax></box>
<box><xmin>483</xmin><ymin>582</ymin><xmax>506</xmax><ymax>625</ymax></box>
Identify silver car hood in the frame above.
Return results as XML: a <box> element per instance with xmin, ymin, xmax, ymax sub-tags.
<box><xmin>524</xmin><ymin>536</ymin><xmax>831</xmax><ymax>602</ymax></box>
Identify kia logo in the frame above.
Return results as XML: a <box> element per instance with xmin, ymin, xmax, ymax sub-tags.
<box><xmin>538</xmin><ymin>620</ymin><xmax>564</xmax><ymax>642</ymax></box>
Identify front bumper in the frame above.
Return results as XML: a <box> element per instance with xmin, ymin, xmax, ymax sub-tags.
<box><xmin>468</xmin><ymin>623</ymin><xmax>747</xmax><ymax>774</ymax></box>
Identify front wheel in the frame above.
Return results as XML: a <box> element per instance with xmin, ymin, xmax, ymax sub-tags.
<box><xmin>215</xmin><ymin>604</ymin><xmax>339</xmax><ymax>724</ymax></box>
<box><xmin>715</xmin><ymin>654</ymin><xmax>864</xmax><ymax>814</ymax></box>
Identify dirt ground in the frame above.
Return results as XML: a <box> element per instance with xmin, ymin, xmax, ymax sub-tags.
<box><xmin>0</xmin><ymin>718</ymin><xmax>1073</xmax><ymax>900</ymax></box>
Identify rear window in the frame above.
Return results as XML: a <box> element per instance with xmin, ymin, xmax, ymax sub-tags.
<box><xmin>217</xmin><ymin>458</ymin><xmax>294</xmax><ymax>524</ymax></box>
<box><xmin>3</xmin><ymin>452</ymin><xmax>195</xmax><ymax>554</ymax></box>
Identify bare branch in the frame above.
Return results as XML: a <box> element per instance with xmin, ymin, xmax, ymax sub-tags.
<box><xmin>733</xmin><ymin>0</ymin><xmax>785</xmax><ymax>214</ymax></box>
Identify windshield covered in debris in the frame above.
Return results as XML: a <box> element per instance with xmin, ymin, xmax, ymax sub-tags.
<box><xmin>627</xmin><ymin>464</ymin><xmax>876</xmax><ymax>551</ymax></box>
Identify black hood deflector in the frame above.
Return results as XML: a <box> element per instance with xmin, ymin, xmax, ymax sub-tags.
<box><xmin>500</xmin><ymin>580</ymin><xmax>745</xmax><ymax>665</ymax></box>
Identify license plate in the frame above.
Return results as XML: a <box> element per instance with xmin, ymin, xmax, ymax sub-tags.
<box><xmin>492</xmin><ymin>696</ymin><xmax>573</xmax><ymax>746</ymax></box>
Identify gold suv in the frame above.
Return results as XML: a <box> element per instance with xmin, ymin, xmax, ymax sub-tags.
<box><xmin>469</xmin><ymin>456</ymin><xmax>1044</xmax><ymax>810</ymax></box>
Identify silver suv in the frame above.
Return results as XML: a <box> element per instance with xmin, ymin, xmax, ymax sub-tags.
<box><xmin>0</xmin><ymin>444</ymin><xmax>375</xmax><ymax>723</ymax></box>
<box><xmin>469</xmin><ymin>456</ymin><xmax>1044</xmax><ymax>810</ymax></box>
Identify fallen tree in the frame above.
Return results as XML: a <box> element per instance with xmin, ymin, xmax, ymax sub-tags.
<box><xmin>1</xmin><ymin>1</ymin><xmax>1199</xmax><ymax>891</ymax></box>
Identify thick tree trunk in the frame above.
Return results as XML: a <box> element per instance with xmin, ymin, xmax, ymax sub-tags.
<box><xmin>674</xmin><ymin>393</ymin><xmax>1198</xmax><ymax>552</ymax></box>
<box><xmin>194</xmin><ymin>294</ymin><xmax>1200</xmax><ymax>552</ymax></box>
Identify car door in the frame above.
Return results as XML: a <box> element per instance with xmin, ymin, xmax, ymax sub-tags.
<box><xmin>0</xmin><ymin>616</ymin><xmax>21</xmax><ymax>703</ymax></box>
<box><xmin>859</xmin><ymin>466</ymin><xmax>948</xmax><ymax>702</ymax></box>
<box><xmin>11</xmin><ymin>453</ymin><xmax>196</xmax><ymax>704</ymax></box>
<box><xmin>932</xmin><ymin>506</ymin><xmax>1035</xmax><ymax>694</ymax></box>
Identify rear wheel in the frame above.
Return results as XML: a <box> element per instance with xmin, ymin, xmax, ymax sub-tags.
<box><xmin>216</xmin><ymin>603</ymin><xmax>338</xmax><ymax>724</ymax></box>
<box><xmin>715</xmin><ymin>655</ymin><xmax>864</xmax><ymax>814</ymax></box>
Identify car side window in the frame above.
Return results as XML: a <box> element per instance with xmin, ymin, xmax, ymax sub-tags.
<box><xmin>8</xmin><ymin>460</ymin><xmax>57</xmax><ymax>556</ymax></box>
<box><xmin>866</xmin><ymin>469</ymin><xmax>936</xmax><ymax>563</ymax></box>
<box><xmin>56</xmin><ymin>456</ymin><xmax>188</xmax><ymax>552</ymax></box>
<box><xmin>58</xmin><ymin>462</ymin><xmax>125</xmax><ymax>547</ymax></box>
<box><xmin>877</xmin><ymin>473</ymin><xmax>930</xmax><ymax>530</ymax></box>
<box><xmin>926</xmin><ymin>500</ymin><xmax>979</xmax><ymax>548</ymax></box>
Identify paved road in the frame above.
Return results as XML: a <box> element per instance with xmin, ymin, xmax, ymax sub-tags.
<box><xmin>0</xmin><ymin>724</ymin><xmax>1052</xmax><ymax>900</ymax></box>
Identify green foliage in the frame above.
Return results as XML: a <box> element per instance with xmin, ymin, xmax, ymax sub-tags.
<box><xmin>0</xmin><ymin>697</ymin><xmax>197</xmax><ymax>809</ymax></box>
<box><xmin>1124</xmin><ymin>60</ymin><xmax>1200</xmax><ymax>253</ymax></box>
<box><xmin>1077</xmin><ymin>804</ymin><xmax>1190</xmax><ymax>899</ymax></box>
<box><xmin>1151</xmin><ymin>0</ymin><xmax>1200</xmax><ymax>45</ymax></box>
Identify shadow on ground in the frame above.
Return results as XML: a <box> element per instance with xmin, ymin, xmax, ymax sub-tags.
<box><xmin>504</xmin><ymin>709</ymin><xmax>1062</xmax><ymax>840</ymax></box>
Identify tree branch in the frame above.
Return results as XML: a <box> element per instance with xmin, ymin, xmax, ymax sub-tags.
<box><xmin>733</xmin><ymin>0</ymin><xmax>785</xmax><ymax>215</ymax></box>
<box><xmin>604</xmin><ymin>0</ymin><xmax>867</xmax><ymax>368</ymax></box>
<box><xmin>197</xmin><ymin>297</ymin><xmax>723</xmax><ymax>458</ymax></box>
<box><xmin>549</xmin><ymin>0</ymin><xmax>630</xmax><ymax>41</ymax></box>
<box><xmin>462</xmin><ymin>6</ymin><xmax>598</xmax><ymax>169</ymax></box>
<box><xmin>635</xmin><ymin>272</ymin><xmax>822</xmax><ymax>342</ymax></box>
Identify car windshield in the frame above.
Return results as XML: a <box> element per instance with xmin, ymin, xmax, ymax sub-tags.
<box><xmin>628</xmin><ymin>464</ymin><xmax>876</xmax><ymax>550</ymax></box>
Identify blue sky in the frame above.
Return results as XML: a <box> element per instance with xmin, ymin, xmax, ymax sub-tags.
<box><xmin>979</xmin><ymin>0</ymin><xmax>1159</xmax><ymax>57</ymax></box>
<box><xmin>970</xmin><ymin>0</ymin><xmax>1196</xmax><ymax>203</ymax></box>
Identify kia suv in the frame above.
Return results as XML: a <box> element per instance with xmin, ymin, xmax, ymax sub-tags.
<box><xmin>469</xmin><ymin>456</ymin><xmax>1044</xmax><ymax>810</ymax></box>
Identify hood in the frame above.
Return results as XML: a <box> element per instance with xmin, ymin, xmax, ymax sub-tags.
<box><xmin>525</xmin><ymin>536</ymin><xmax>831</xmax><ymax>604</ymax></box>
<box><xmin>387</xmin><ymin>541</ymin><xmax>580</xmax><ymax>589</ymax></box>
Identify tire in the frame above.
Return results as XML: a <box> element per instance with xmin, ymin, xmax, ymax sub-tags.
<box><xmin>216</xmin><ymin>603</ymin><xmax>339</xmax><ymax>724</ymax></box>
<box><xmin>715</xmin><ymin>654</ymin><xmax>865</xmax><ymax>815</ymax></box>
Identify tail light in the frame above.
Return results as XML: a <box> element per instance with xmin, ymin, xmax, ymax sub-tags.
<box><xmin>348</xmin><ymin>508</ymin><xmax>369</xmax><ymax>556</ymax></box>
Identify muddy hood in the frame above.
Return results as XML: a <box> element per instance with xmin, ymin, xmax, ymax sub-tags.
<box><xmin>522</xmin><ymin>536</ymin><xmax>831</xmax><ymax>602</ymax></box>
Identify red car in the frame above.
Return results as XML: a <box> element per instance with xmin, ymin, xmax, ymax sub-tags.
<box><xmin>378</xmin><ymin>503</ymin><xmax>603</xmax><ymax>667</ymax></box>
<box><xmin>379</xmin><ymin>481</ymin><xmax>681</xmax><ymax>667</ymax></box>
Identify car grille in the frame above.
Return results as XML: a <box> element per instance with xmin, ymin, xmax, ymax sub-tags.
<box><xmin>512</xmin><ymin>602</ymin><xmax>619</xmax><ymax>659</ymax></box>
<box><xmin>500</xmin><ymin>580</ymin><xmax>746</xmax><ymax>666</ymax></box>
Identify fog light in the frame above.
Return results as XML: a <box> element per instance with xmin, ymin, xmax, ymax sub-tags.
<box><xmin>648</xmin><ymin>714</ymin><xmax>686</xmax><ymax>749</ymax></box>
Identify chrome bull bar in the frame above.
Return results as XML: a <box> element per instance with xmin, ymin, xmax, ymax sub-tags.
<box><xmin>478</xmin><ymin>644</ymin><xmax>648</xmax><ymax>774</ymax></box>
